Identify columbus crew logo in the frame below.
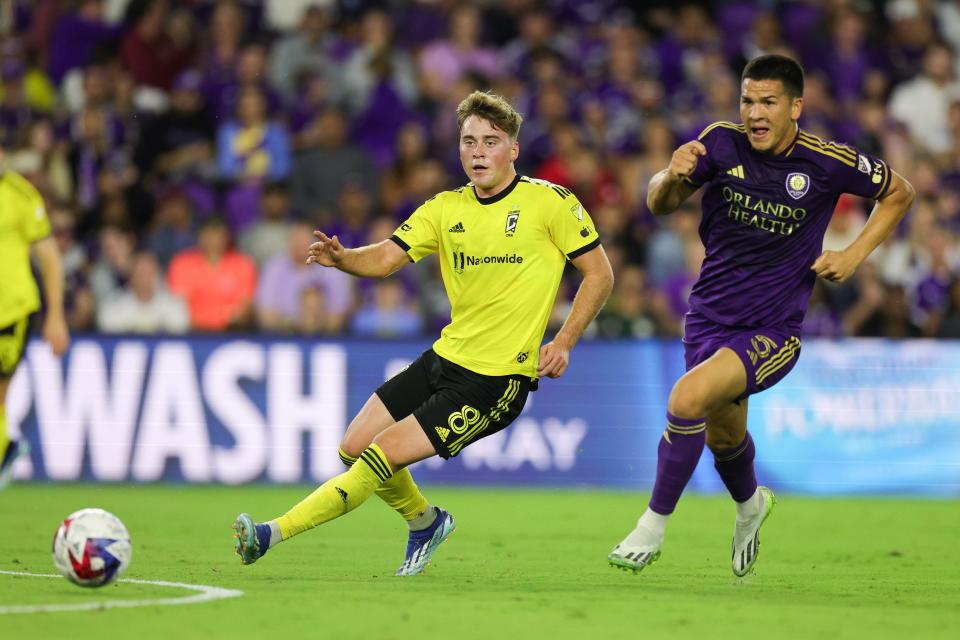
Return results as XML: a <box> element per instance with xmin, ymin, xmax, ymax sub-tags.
<box><xmin>505</xmin><ymin>209</ymin><xmax>520</xmax><ymax>237</ymax></box>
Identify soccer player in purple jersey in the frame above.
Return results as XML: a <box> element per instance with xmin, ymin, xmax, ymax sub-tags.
<box><xmin>608</xmin><ymin>54</ymin><xmax>916</xmax><ymax>576</ymax></box>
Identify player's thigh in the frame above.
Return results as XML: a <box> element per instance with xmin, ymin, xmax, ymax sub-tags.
<box><xmin>340</xmin><ymin>394</ymin><xmax>397</xmax><ymax>458</ymax></box>
<box><xmin>341</xmin><ymin>350</ymin><xmax>437</xmax><ymax>458</ymax></box>
<box><xmin>706</xmin><ymin>398</ymin><xmax>749</xmax><ymax>451</ymax></box>
<box><xmin>668</xmin><ymin>347</ymin><xmax>748</xmax><ymax>417</ymax></box>
<box><xmin>372</xmin><ymin>414</ymin><xmax>438</xmax><ymax>471</ymax></box>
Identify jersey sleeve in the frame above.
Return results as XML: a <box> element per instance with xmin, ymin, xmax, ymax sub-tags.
<box><xmin>829</xmin><ymin>146</ymin><xmax>892</xmax><ymax>201</ymax></box>
<box><xmin>547</xmin><ymin>193</ymin><xmax>601</xmax><ymax>260</ymax></box>
<box><xmin>682</xmin><ymin>122</ymin><xmax>724</xmax><ymax>189</ymax></box>
<box><xmin>15</xmin><ymin>176</ymin><xmax>51</xmax><ymax>242</ymax></box>
<box><xmin>390</xmin><ymin>195</ymin><xmax>442</xmax><ymax>263</ymax></box>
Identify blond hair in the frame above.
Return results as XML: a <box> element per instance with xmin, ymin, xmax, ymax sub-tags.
<box><xmin>456</xmin><ymin>91</ymin><xmax>523</xmax><ymax>140</ymax></box>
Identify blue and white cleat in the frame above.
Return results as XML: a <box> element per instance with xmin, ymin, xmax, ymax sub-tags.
<box><xmin>0</xmin><ymin>439</ymin><xmax>28</xmax><ymax>491</ymax></box>
<box><xmin>233</xmin><ymin>513</ymin><xmax>271</xmax><ymax>565</ymax></box>
<box><xmin>607</xmin><ymin>521</ymin><xmax>662</xmax><ymax>574</ymax></box>
<box><xmin>395</xmin><ymin>507</ymin><xmax>456</xmax><ymax>576</ymax></box>
<box><xmin>732</xmin><ymin>486</ymin><xmax>776</xmax><ymax>577</ymax></box>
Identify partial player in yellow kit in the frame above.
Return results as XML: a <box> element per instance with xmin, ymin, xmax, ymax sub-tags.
<box><xmin>0</xmin><ymin>165</ymin><xmax>70</xmax><ymax>490</ymax></box>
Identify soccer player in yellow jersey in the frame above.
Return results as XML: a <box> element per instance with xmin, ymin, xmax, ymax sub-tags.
<box><xmin>234</xmin><ymin>91</ymin><xmax>614</xmax><ymax>575</ymax></box>
<box><xmin>0</xmin><ymin>164</ymin><xmax>70</xmax><ymax>490</ymax></box>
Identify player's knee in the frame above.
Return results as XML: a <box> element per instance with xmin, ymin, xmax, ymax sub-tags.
<box><xmin>338</xmin><ymin>430</ymin><xmax>367</xmax><ymax>461</ymax></box>
<box><xmin>705</xmin><ymin>429</ymin><xmax>739</xmax><ymax>452</ymax></box>
<box><xmin>667</xmin><ymin>378</ymin><xmax>709</xmax><ymax>418</ymax></box>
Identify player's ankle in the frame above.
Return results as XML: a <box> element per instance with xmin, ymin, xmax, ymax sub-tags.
<box><xmin>407</xmin><ymin>505</ymin><xmax>437</xmax><ymax>531</ymax></box>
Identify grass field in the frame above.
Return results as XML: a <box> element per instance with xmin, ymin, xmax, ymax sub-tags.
<box><xmin>1</xmin><ymin>485</ymin><xmax>958</xmax><ymax>640</ymax></box>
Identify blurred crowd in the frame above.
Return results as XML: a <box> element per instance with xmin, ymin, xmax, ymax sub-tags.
<box><xmin>3</xmin><ymin>0</ymin><xmax>960</xmax><ymax>339</ymax></box>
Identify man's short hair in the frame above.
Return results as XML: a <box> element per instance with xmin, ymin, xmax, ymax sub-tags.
<box><xmin>456</xmin><ymin>91</ymin><xmax>523</xmax><ymax>140</ymax></box>
<box><xmin>742</xmin><ymin>54</ymin><xmax>805</xmax><ymax>98</ymax></box>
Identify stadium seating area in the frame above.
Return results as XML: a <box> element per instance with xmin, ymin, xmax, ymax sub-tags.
<box><xmin>1</xmin><ymin>0</ymin><xmax>955</xmax><ymax>338</ymax></box>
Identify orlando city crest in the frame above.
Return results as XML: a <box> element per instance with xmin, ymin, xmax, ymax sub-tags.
<box><xmin>785</xmin><ymin>172</ymin><xmax>809</xmax><ymax>200</ymax></box>
<box><xmin>505</xmin><ymin>208</ymin><xmax>520</xmax><ymax>237</ymax></box>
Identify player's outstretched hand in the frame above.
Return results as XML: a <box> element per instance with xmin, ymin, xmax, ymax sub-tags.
<box><xmin>668</xmin><ymin>140</ymin><xmax>707</xmax><ymax>180</ymax></box>
<box><xmin>306</xmin><ymin>231</ymin><xmax>344</xmax><ymax>267</ymax></box>
<box><xmin>537</xmin><ymin>340</ymin><xmax>570</xmax><ymax>379</ymax></box>
<box><xmin>811</xmin><ymin>249</ymin><xmax>860</xmax><ymax>283</ymax></box>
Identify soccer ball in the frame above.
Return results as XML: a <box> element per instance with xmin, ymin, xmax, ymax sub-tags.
<box><xmin>51</xmin><ymin>508</ymin><xmax>132</xmax><ymax>588</ymax></box>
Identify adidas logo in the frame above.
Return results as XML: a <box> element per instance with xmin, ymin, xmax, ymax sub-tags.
<box><xmin>435</xmin><ymin>426</ymin><xmax>450</xmax><ymax>442</ymax></box>
<box><xmin>449</xmin><ymin>222</ymin><xmax>465</xmax><ymax>233</ymax></box>
<box><xmin>336</xmin><ymin>487</ymin><xmax>348</xmax><ymax>505</ymax></box>
<box><xmin>726</xmin><ymin>165</ymin><xmax>744</xmax><ymax>179</ymax></box>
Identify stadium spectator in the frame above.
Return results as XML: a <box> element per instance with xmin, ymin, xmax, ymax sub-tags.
<box><xmin>268</xmin><ymin>3</ymin><xmax>340</xmax><ymax>101</ymax></box>
<box><xmin>238</xmin><ymin>181</ymin><xmax>294</xmax><ymax>267</ymax></box>
<box><xmin>7</xmin><ymin>118</ymin><xmax>73</xmax><ymax>203</ymax></box>
<box><xmin>147</xmin><ymin>187</ymin><xmax>195</xmax><ymax>268</ymax></box>
<box><xmin>339</xmin><ymin>9</ymin><xmax>417</xmax><ymax>116</ymax></box>
<box><xmin>89</xmin><ymin>223</ymin><xmax>136</xmax><ymax>305</ymax></box>
<box><xmin>47</xmin><ymin>0</ymin><xmax>121</xmax><ymax>85</ymax></box>
<box><xmin>889</xmin><ymin>42</ymin><xmax>960</xmax><ymax>155</ymax></box>
<box><xmin>290</xmin><ymin>106</ymin><xmax>377</xmax><ymax>219</ymax></box>
<box><xmin>97</xmin><ymin>251</ymin><xmax>190</xmax><ymax>334</ymax></box>
<box><xmin>135</xmin><ymin>69</ymin><xmax>215</xmax><ymax>180</ymax></box>
<box><xmin>216</xmin><ymin>85</ymin><xmax>290</xmax><ymax>183</ymax></box>
<box><xmin>350</xmin><ymin>279</ymin><xmax>423</xmax><ymax>338</ymax></box>
<box><xmin>594</xmin><ymin>265</ymin><xmax>665</xmax><ymax>338</ymax></box>
<box><xmin>167</xmin><ymin>216</ymin><xmax>257</xmax><ymax>331</ymax></box>
<box><xmin>120</xmin><ymin>0</ymin><xmax>194</xmax><ymax>92</ymax></box>
<box><xmin>255</xmin><ymin>222</ymin><xmax>354</xmax><ymax>333</ymax></box>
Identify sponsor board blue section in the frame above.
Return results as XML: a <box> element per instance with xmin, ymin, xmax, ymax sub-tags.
<box><xmin>6</xmin><ymin>337</ymin><xmax>959</xmax><ymax>495</ymax></box>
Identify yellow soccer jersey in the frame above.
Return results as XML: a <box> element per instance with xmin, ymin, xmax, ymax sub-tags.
<box><xmin>391</xmin><ymin>175</ymin><xmax>601</xmax><ymax>378</ymax></box>
<box><xmin>0</xmin><ymin>171</ymin><xmax>50</xmax><ymax>328</ymax></box>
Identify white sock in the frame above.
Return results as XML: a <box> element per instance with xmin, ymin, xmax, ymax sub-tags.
<box><xmin>266</xmin><ymin>519</ymin><xmax>282</xmax><ymax>548</ymax></box>
<box><xmin>637</xmin><ymin>508</ymin><xmax>669</xmax><ymax>539</ymax></box>
<box><xmin>735</xmin><ymin>488</ymin><xmax>762</xmax><ymax>521</ymax></box>
<box><xmin>407</xmin><ymin>505</ymin><xmax>437</xmax><ymax>531</ymax></box>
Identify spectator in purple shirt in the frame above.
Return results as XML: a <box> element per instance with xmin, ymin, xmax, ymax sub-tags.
<box><xmin>255</xmin><ymin>222</ymin><xmax>354</xmax><ymax>333</ymax></box>
<box><xmin>48</xmin><ymin>0</ymin><xmax>122</xmax><ymax>85</ymax></box>
<box><xmin>418</xmin><ymin>5</ymin><xmax>500</xmax><ymax>103</ymax></box>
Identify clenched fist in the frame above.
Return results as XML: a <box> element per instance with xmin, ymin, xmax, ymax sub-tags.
<box><xmin>668</xmin><ymin>140</ymin><xmax>707</xmax><ymax>181</ymax></box>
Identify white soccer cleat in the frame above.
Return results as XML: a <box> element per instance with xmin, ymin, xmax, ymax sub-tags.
<box><xmin>731</xmin><ymin>486</ymin><xmax>776</xmax><ymax>577</ymax></box>
<box><xmin>607</xmin><ymin>522</ymin><xmax>663</xmax><ymax>574</ymax></box>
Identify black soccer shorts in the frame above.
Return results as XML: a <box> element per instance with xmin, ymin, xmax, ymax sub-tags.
<box><xmin>0</xmin><ymin>315</ymin><xmax>30</xmax><ymax>379</ymax></box>
<box><xmin>375</xmin><ymin>349</ymin><xmax>531</xmax><ymax>459</ymax></box>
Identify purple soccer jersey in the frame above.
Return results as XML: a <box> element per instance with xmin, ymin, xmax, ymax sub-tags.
<box><xmin>684</xmin><ymin>122</ymin><xmax>891</xmax><ymax>330</ymax></box>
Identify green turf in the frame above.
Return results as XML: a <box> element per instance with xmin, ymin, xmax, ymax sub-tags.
<box><xmin>1</xmin><ymin>485</ymin><xmax>958</xmax><ymax>640</ymax></box>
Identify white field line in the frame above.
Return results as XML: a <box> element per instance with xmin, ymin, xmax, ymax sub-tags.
<box><xmin>0</xmin><ymin>570</ymin><xmax>243</xmax><ymax>614</ymax></box>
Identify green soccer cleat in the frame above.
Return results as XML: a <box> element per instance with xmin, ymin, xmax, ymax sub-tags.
<box><xmin>731</xmin><ymin>486</ymin><xmax>776</xmax><ymax>577</ymax></box>
<box><xmin>233</xmin><ymin>513</ymin><xmax>264</xmax><ymax>565</ymax></box>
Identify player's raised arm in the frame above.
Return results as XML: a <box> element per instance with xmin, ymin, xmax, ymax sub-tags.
<box><xmin>646</xmin><ymin>140</ymin><xmax>706</xmax><ymax>215</ymax></box>
<box><xmin>306</xmin><ymin>232</ymin><xmax>410</xmax><ymax>278</ymax></box>
<box><xmin>811</xmin><ymin>170</ymin><xmax>916</xmax><ymax>283</ymax></box>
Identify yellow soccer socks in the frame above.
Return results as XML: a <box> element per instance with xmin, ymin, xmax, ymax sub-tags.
<box><xmin>339</xmin><ymin>447</ymin><xmax>431</xmax><ymax>525</ymax></box>
<box><xmin>275</xmin><ymin>444</ymin><xmax>394</xmax><ymax>540</ymax></box>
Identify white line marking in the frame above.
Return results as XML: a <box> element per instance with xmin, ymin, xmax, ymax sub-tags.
<box><xmin>0</xmin><ymin>570</ymin><xmax>243</xmax><ymax>614</ymax></box>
